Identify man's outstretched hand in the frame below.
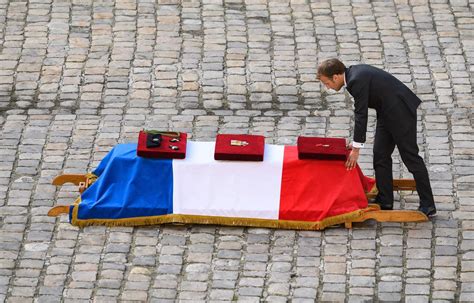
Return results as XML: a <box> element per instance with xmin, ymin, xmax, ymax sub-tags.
<box><xmin>345</xmin><ymin>146</ymin><xmax>360</xmax><ymax>170</ymax></box>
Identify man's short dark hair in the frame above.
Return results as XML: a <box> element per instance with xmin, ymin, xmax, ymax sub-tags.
<box><xmin>317</xmin><ymin>59</ymin><xmax>346</xmax><ymax>79</ymax></box>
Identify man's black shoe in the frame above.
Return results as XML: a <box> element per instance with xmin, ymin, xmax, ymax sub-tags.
<box><xmin>418</xmin><ymin>206</ymin><xmax>437</xmax><ymax>218</ymax></box>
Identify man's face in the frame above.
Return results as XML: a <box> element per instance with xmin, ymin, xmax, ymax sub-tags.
<box><xmin>319</xmin><ymin>74</ymin><xmax>344</xmax><ymax>92</ymax></box>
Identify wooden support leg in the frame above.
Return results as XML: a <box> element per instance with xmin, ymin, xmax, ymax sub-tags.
<box><xmin>79</xmin><ymin>182</ymin><xmax>87</xmax><ymax>193</ymax></box>
<box><xmin>351</xmin><ymin>209</ymin><xmax>428</xmax><ymax>224</ymax></box>
<box><xmin>392</xmin><ymin>179</ymin><xmax>417</xmax><ymax>191</ymax></box>
<box><xmin>52</xmin><ymin>174</ymin><xmax>88</xmax><ymax>186</ymax></box>
<box><xmin>366</xmin><ymin>178</ymin><xmax>417</xmax><ymax>200</ymax></box>
<box><xmin>48</xmin><ymin>205</ymin><xmax>70</xmax><ymax>217</ymax></box>
<box><xmin>50</xmin><ymin>174</ymin><xmax>91</xmax><ymax>218</ymax></box>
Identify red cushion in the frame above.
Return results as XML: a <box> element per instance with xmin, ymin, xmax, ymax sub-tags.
<box><xmin>214</xmin><ymin>134</ymin><xmax>265</xmax><ymax>161</ymax></box>
<box><xmin>137</xmin><ymin>131</ymin><xmax>187</xmax><ymax>159</ymax></box>
<box><xmin>297</xmin><ymin>136</ymin><xmax>349</xmax><ymax>160</ymax></box>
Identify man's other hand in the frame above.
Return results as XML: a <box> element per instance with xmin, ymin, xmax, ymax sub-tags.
<box><xmin>345</xmin><ymin>147</ymin><xmax>360</xmax><ymax>170</ymax></box>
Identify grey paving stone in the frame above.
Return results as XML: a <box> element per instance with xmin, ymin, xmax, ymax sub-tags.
<box><xmin>0</xmin><ymin>1</ymin><xmax>472</xmax><ymax>302</ymax></box>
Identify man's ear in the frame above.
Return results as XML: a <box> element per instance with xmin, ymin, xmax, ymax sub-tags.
<box><xmin>333</xmin><ymin>73</ymin><xmax>344</xmax><ymax>85</ymax></box>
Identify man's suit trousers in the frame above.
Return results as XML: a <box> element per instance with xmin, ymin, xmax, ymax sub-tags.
<box><xmin>373</xmin><ymin>109</ymin><xmax>435</xmax><ymax>209</ymax></box>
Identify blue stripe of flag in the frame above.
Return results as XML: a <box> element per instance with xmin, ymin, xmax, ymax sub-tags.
<box><xmin>75</xmin><ymin>144</ymin><xmax>174</xmax><ymax>220</ymax></box>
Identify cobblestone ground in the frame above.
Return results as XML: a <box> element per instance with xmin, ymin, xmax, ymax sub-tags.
<box><xmin>0</xmin><ymin>0</ymin><xmax>473</xmax><ymax>302</ymax></box>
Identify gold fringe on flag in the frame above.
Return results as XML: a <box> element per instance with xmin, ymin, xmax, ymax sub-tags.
<box><xmin>70</xmin><ymin>198</ymin><xmax>365</xmax><ymax>231</ymax></box>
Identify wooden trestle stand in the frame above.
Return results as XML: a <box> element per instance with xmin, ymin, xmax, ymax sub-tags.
<box><xmin>48</xmin><ymin>174</ymin><xmax>428</xmax><ymax>229</ymax></box>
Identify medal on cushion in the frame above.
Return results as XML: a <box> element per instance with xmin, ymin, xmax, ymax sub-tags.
<box><xmin>146</xmin><ymin>133</ymin><xmax>162</xmax><ymax>148</ymax></box>
<box><xmin>230</xmin><ymin>140</ymin><xmax>249</xmax><ymax>146</ymax></box>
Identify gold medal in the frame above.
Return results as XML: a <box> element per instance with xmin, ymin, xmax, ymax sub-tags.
<box><xmin>230</xmin><ymin>140</ymin><xmax>249</xmax><ymax>146</ymax></box>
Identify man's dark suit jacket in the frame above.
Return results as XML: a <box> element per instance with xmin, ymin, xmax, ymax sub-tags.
<box><xmin>345</xmin><ymin>64</ymin><xmax>422</xmax><ymax>143</ymax></box>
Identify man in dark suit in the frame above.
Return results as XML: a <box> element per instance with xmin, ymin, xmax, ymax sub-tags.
<box><xmin>316</xmin><ymin>58</ymin><xmax>436</xmax><ymax>217</ymax></box>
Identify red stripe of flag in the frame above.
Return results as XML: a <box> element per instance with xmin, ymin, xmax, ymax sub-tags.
<box><xmin>278</xmin><ymin>146</ymin><xmax>370</xmax><ymax>221</ymax></box>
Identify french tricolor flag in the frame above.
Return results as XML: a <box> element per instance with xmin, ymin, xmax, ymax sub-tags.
<box><xmin>71</xmin><ymin>142</ymin><xmax>374</xmax><ymax>229</ymax></box>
